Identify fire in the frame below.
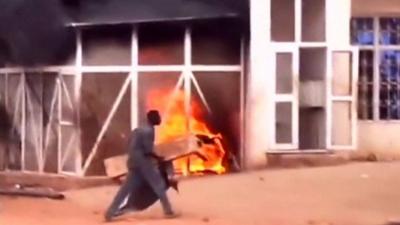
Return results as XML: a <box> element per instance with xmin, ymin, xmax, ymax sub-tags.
<box><xmin>147</xmin><ymin>88</ymin><xmax>226</xmax><ymax>176</ymax></box>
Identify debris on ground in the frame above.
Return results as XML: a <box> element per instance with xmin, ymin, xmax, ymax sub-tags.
<box><xmin>0</xmin><ymin>184</ymin><xmax>65</xmax><ymax>200</ymax></box>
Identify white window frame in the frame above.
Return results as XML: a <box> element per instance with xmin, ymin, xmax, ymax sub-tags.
<box><xmin>326</xmin><ymin>46</ymin><xmax>359</xmax><ymax>150</ymax></box>
<box><xmin>270</xmin><ymin>44</ymin><xmax>299</xmax><ymax>150</ymax></box>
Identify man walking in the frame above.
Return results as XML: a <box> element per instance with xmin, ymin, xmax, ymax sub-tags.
<box><xmin>105</xmin><ymin>110</ymin><xmax>178</xmax><ymax>221</ymax></box>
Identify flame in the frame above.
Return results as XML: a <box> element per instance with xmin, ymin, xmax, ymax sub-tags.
<box><xmin>147</xmin><ymin>89</ymin><xmax>226</xmax><ymax>176</ymax></box>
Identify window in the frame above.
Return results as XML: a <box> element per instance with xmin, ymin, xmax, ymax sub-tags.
<box><xmin>352</xmin><ymin>17</ymin><xmax>400</xmax><ymax>120</ymax></box>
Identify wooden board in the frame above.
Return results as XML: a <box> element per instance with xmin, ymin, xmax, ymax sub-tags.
<box><xmin>104</xmin><ymin>135</ymin><xmax>200</xmax><ymax>178</ymax></box>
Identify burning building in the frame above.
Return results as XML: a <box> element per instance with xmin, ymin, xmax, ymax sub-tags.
<box><xmin>0</xmin><ymin>0</ymin><xmax>399</xmax><ymax>177</ymax></box>
<box><xmin>0</xmin><ymin>0</ymin><xmax>246</xmax><ymax>176</ymax></box>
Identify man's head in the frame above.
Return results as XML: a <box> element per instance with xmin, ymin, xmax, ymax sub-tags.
<box><xmin>147</xmin><ymin>110</ymin><xmax>161</xmax><ymax>126</ymax></box>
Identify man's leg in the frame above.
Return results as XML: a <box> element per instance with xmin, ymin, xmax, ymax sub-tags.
<box><xmin>105</xmin><ymin>171</ymin><xmax>139</xmax><ymax>221</ymax></box>
<box><xmin>140</xmin><ymin>165</ymin><xmax>175</xmax><ymax>216</ymax></box>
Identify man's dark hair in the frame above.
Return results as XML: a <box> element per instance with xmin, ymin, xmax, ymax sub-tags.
<box><xmin>147</xmin><ymin>110</ymin><xmax>161</xmax><ymax>125</ymax></box>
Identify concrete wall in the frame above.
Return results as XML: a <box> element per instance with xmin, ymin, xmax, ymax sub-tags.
<box><xmin>352</xmin><ymin>0</ymin><xmax>400</xmax><ymax>159</ymax></box>
<box><xmin>352</xmin><ymin>0</ymin><xmax>400</xmax><ymax>16</ymax></box>
<box><xmin>246</xmin><ymin>0</ymin><xmax>271</xmax><ymax>169</ymax></box>
<box><xmin>358</xmin><ymin>122</ymin><xmax>400</xmax><ymax>159</ymax></box>
<box><xmin>327</xmin><ymin>0</ymin><xmax>351</xmax><ymax>46</ymax></box>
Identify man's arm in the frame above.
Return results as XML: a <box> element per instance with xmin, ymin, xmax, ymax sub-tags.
<box><xmin>142</xmin><ymin>128</ymin><xmax>163</xmax><ymax>161</ymax></box>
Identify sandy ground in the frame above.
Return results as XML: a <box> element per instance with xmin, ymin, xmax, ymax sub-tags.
<box><xmin>1</xmin><ymin>162</ymin><xmax>400</xmax><ymax>225</ymax></box>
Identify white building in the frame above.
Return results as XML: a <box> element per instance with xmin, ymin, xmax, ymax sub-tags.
<box><xmin>0</xmin><ymin>0</ymin><xmax>399</xmax><ymax>177</ymax></box>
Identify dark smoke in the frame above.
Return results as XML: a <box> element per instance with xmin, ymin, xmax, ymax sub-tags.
<box><xmin>0</xmin><ymin>0</ymin><xmax>75</xmax><ymax>66</ymax></box>
<box><xmin>0</xmin><ymin>0</ymin><xmax>248</xmax><ymax>67</ymax></box>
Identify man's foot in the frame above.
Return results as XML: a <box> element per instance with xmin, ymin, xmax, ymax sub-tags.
<box><xmin>104</xmin><ymin>209</ymin><xmax>126</xmax><ymax>222</ymax></box>
<box><xmin>104</xmin><ymin>213</ymin><xmax>114</xmax><ymax>222</ymax></box>
<box><xmin>164</xmin><ymin>212</ymin><xmax>181</xmax><ymax>219</ymax></box>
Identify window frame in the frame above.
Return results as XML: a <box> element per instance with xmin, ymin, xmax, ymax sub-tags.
<box><xmin>352</xmin><ymin>16</ymin><xmax>400</xmax><ymax>122</ymax></box>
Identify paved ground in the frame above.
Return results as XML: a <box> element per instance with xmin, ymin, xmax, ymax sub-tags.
<box><xmin>1</xmin><ymin>162</ymin><xmax>400</xmax><ymax>225</ymax></box>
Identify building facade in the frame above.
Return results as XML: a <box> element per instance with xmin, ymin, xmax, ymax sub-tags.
<box><xmin>0</xmin><ymin>0</ymin><xmax>399</xmax><ymax>177</ymax></box>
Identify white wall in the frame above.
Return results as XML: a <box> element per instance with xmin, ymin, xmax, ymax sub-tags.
<box><xmin>352</xmin><ymin>0</ymin><xmax>400</xmax><ymax>16</ymax></box>
<box><xmin>358</xmin><ymin>122</ymin><xmax>400</xmax><ymax>159</ymax></box>
<box><xmin>246</xmin><ymin>0</ymin><xmax>272</xmax><ymax>169</ymax></box>
<box><xmin>352</xmin><ymin>0</ymin><xmax>400</xmax><ymax>158</ymax></box>
<box><xmin>327</xmin><ymin>0</ymin><xmax>351</xmax><ymax>46</ymax></box>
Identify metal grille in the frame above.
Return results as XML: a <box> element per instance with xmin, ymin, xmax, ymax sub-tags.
<box><xmin>379</xmin><ymin>50</ymin><xmax>400</xmax><ymax>119</ymax></box>
<box><xmin>352</xmin><ymin>17</ymin><xmax>400</xmax><ymax>120</ymax></box>
<box><xmin>379</xmin><ymin>18</ymin><xmax>400</xmax><ymax>45</ymax></box>
<box><xmin>358</xmin><ymin>50</ymin><xmax>374</xmax><ymax>120</ymax></box>
<box><xmin>351</xmin><ymin>18</ymin><xmax>374</xmax><ymax>46</ymax></box>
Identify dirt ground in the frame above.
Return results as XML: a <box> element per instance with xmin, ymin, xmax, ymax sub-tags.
<box><xmin>1</xmin><ymin>162</ymin><xmax>400</xmax><ymax>225</ymax></box>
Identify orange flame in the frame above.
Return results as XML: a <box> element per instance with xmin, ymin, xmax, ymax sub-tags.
<box><xmin>147</xmin><ymin>89</ymin><xmax>226</xmax><ymax>176</ymax></box>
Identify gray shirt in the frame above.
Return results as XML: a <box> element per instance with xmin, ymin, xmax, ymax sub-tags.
<box><xmin>126</xmin><ymin>125</ymin><xmax>155</xmax><ymax>169</ymax></box>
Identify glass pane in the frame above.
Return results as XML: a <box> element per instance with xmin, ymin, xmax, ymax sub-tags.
<box><xmin>139</xmin><ymin>24</ymin><xmax>184</xmax><ymax>65</ymax></box>
<box><xmin>24</xmin><ymin>73</ymin><xmax>43</xmax><ymax>171</ymax></box>
<box><xmin>192</xmin><ymin>21</ymin><xmax>241</xmax><ymax>65</ymax></box>
<box><xmin>379</xmin><ymin>50</ymin><xmax>400</xmax><ymax>120</ymax></box>
<box><xmin>271</xmin><ymin>0</ymin><xmax>295</xmax><ymax>42</ymax></box>
<box><xmin>82</xmin><ymin>26</ymin><xmax>132</xmax><ymax>65</ymax></box>
<box><xmin>380</xmin><ymin>50</ymin><xmax>400</xmax><ymax>83</ymax></box>
<box><xmin>138</xmin><ymin>72</ymin><xmax>182</xmax><ymax>127</ymax></box>
<box><xmin>351</xmin><ymin>18</ymin><xmax>374</xmax><ymax>45</ymax></box>
<box><xmin>0</xmin><ymin>74</ymin><xmax>6</xmax><ymax>170</ymax></box>
<box><xmin>299</xmin><ymin>108</ymin><xmax>326</xmax><ymax>149</ymax></box>
<box><xmin>61</xmin><ymin>76</ymin><xmax>78</xmax><ymax>122</ymax></box>
<box><xmin>6</xmin><ymin>74</ymin><xmax>22</xmax><ymax>170</ymax></box>
<box><xmin>332</xmin><ymin>102</ymin><xmax>352</xmax><ymax>145</ymax></box>
<box><xmin>358</xmin><ymin>83</ymin><xmax>373</xmax><ymax>120</ymax></box>
<box><xmin>0</xmin><ymin>74</ymin><xmax>5</xmax><ymax>106</ymax></box>
<box><xmin>42</xmin><ymin>73</ymin><xmax>59</xmax><ymax>173</ymax></box>
<box><xmin>61</xmin><ymin>125</ymin><xmax>79</xmax><ymax>172</ymax></box>
<box><xmin>190</xmin><ymin>72</ymin><xmax>241</xmax><ymax>174</ymax></box>
<box><xmin>276</xmin><ymin>53</ymin><xmax>293</xmax><ymax>94</ymax></box>
<box><xmin>302</xmin><ymin>0</ymin><xmax>326</xmax><ymax>42</ymax></box>
<box><xmin>359</xmin><ymin>50</ymin><xmax>374</xmax><ymax>83</ymax></box>
<box><xmin>358</xmin><ymin>50</ymin><xmax>374</xmax><ymax>120</ymax></box>
<box><xmin>332</xmin><ymin>52</ymin><xmax>352</xmax><ymax>95</ymax></box>
<box><xmin>379</xmin><ymin>18</ymin><xmax>400</xmax><ymax>45</ymax></box>
<box><xmin>80</xmin><ymin>73</ymin><xmax>130</xmax><ymax>175</ymax></box>
<box><xmin>276</xmin><ymin>103</ymin><xmax>292</xmax><ymax>143</ymax></box>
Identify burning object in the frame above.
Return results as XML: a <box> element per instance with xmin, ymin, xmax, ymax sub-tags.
<box><xmin>104</xmin><ymin>134</ymin><xmax>224</xmax><ymax>178</ymax></box>
<box><xmin>147</xmin><ymin>89</ymin><xmax>227</xmax><ymax>176</ymax></box>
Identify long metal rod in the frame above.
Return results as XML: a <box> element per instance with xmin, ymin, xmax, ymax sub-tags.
<box><xmin>184</xmin><ymin>27</ymin><xmax>192</xmax><ymax>174</ymax></box>
<box><xmin>189</xmin><ymin>72</ymin><xmax>212</xmax><ymax>114</ymax></box>
<box><xmin>239</xmin><ymin>36</ymin><xmax>245</xmax><ymax>169</ymax></box>
<box><xmin>131</xmin><ymin>27</ymin><xmax>139</xmax><ymax>130</ymax></box>
<box><xmin>20</xmin><ymin>74</ymin><xmax>26</xmax><ymax>171</ymax></box>
<box><xmin>39</xmin><ymin>73</ymin><xmax>44</xmax><ymax>173</ymax></box>
<box><xmin>75</xmin><ymin>29</ymin><xmax>83</xmax><ymax>175</ymax></box>
<box><xmin>57</xmin><ymin>75</ymin><xmax>62</xmax><ymax>173</ymax></box>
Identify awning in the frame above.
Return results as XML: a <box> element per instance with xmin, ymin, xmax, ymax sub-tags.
<box><xmin>64</xmin><ymin>0</ymin><xmax>248</xmax><ymax>27</ymax></box>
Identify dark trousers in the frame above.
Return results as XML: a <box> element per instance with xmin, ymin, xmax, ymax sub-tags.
<box><xmin>105</xmin><ymin>167</ymin><xmax>173</xmax><ymax>218</ymax></box>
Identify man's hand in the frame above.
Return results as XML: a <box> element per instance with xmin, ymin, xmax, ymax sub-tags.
<box><xmin>155</xmin><ymin>155</ymin><xmax>165</xmax><ymax>162</ymax></box>
<box><xmin>145</xmin><ymin>152</ymin><xmax>164</xmax><ymax>162</ymax></box>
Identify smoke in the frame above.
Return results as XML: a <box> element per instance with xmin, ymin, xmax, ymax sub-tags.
<box><xmin>0</xmin><ymin>0</ymin><xmax>248</xmax><ymax>67</ymax></box>
<box><xmin>0</xmin><ymin>0</ymin><xmax>74</xmax><ymax>66</ymax></box>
